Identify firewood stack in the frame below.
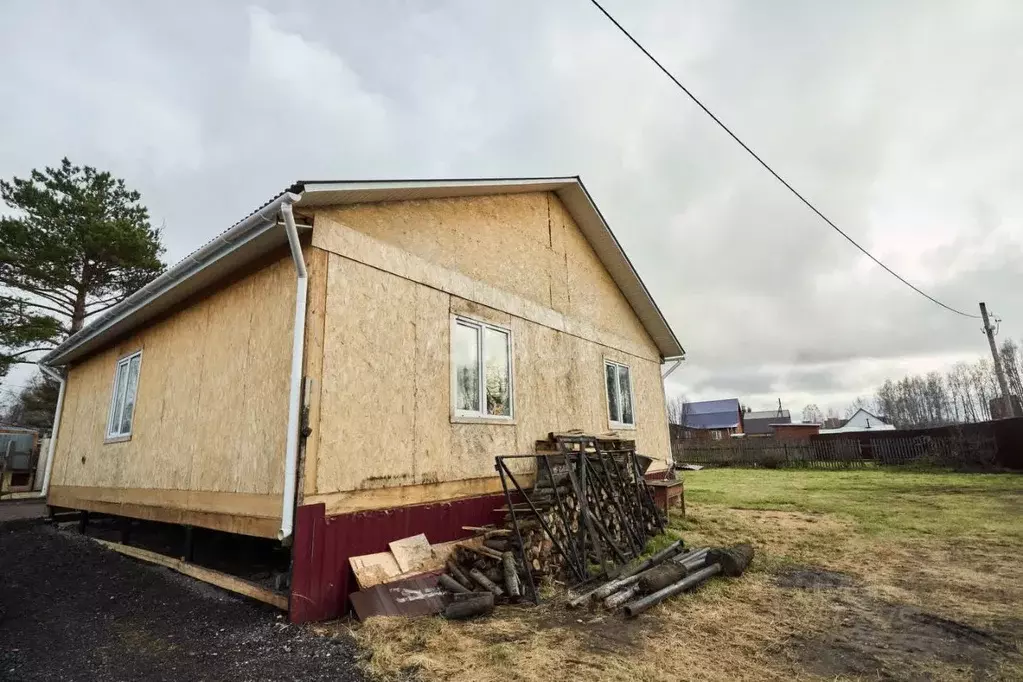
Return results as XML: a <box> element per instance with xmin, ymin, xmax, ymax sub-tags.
<box><xmin>439</xmin><ymin>432</ymin><xmax>669</xmax><ymax>614</ymax></box>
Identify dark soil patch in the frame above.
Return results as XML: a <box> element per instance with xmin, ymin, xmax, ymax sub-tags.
<box><xmin>793</xmin><ymin>592</ymin><xmax>1022</xmax><ymax>680</ymax></box>
<box><xmin>0</xmin><ymin>525</ymin><xmax>366</xmax><ymax>682</ymax></box>
<box><xmin>775</xmin><ymin>566</ymin><xmax>854</xmax><ymax>589</ymax></box>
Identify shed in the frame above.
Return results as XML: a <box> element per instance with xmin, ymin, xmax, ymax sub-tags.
<box><xmin>37</xmin><ymin>177</ymin><xmax>683</xmax><ymax>622</ymax></box>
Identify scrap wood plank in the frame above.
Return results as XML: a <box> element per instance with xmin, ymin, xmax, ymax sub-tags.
<box><xmin>91</xmin><ymin>538</ymin><xmax>287</xmax><ymax>610</ymax></box>
<box><xmin>389</xmin><ymin>533</ymin><xmax>432</xmax><ymax>573</ymax></box>
<box><xmin>351</xmin><ymin>539</ymin><xmax>464</xmax><ymax>590</ymax></box>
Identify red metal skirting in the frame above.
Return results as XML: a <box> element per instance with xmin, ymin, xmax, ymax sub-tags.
<box><xmin>289</xmin><ymin>494</ymin><xmax>505</xmax><ymax>623</ymax></box>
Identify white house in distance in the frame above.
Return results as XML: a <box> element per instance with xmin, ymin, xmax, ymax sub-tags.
<box><xmin>820</xmin><ymin>408</ymin><xmax>895</xmax><ymax>434</ymax></box>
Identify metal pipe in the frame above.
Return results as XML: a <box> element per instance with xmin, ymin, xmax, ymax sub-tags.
<box><xmin>661</xmin><ymin>357</ymin><xmax>684</xmax><ymax>380</ymax></box>
<box><xmin>277</xmin><ymin>195</ymin><xmax>306</xmax><ymax>543</ymax></box>
<box><xmin>624</xmin><ymin>563</ymin><xmax>721</xmax><ymax>617</ymax></box>
<box><xmin>34</xmin><ymin>364</ymin><xmax>67</xmax><ymax>499</ymax></box>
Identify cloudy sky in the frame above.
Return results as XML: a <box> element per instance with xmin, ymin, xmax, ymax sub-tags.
<box><xmin>2</xmin><ymin>0</ymin><xmax>1022</xmax><ymax>416</ymax></box>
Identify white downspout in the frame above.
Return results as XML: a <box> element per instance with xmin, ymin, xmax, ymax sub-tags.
<box><xmin>278</xmin><ymin>194</ymin><xmax>307</xmax><ymax>543</ymax></box>
<box><xmin>35</xmin><ymin>364</ymin><xmax>67</xmax><ymax>499</ymax></box>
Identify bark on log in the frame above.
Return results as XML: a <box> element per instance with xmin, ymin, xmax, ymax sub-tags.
<box><xmin>469</xmin><ymin>568</ymin><xmax>505</xmax><ymax>597</ymax></box>
<box><xmin>604</xmin><ymin>583</ymin><xmax>641</xmax><ymax>609</ymax></box>
<box><xmin>443</xmin><ymin>593</ymin><xmax>495</xmax><ymax>620</ymax></box>
<box><xmin>639</xmin><ymin>564</ymin><xmax>688</xmax><ymax>594</ymax></box>
<box><xmin>706</xmin><ymin>543</ymin><xmax>754</xmax><ymax>577</ymax></box>
<box><xmin>438</xmin><ymin>574</ymin><xmax>470</xmax><ymax>594</ymax></box>
<box><xmin>502</xmin><ymin>551</ymin><xmax>521</xmax><ymax>599</ymax></box>
<box><xmin>447</xmin><ymin>561</ymin><xmax>474</xmax><ymax>590</ymax></box>
<box><xmin>484</xmin><ymin>539</ymin><xmax>512</xmax><ymax>553</ymax></box>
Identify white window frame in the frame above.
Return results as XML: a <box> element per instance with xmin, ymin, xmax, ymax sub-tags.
<box><xmin>106</xmin><ymin>350</ymin><xmax>142</xmax><ymax>441</ymax></box>
<box><xmin>604</xmin><ymin>358</ymin><xmax>636</xmax><ymax>429</ymax></box>
<box><xmin>450</xmin><ymin>316</ymin><xmax>514</xmax><ymax>421</ymax></box>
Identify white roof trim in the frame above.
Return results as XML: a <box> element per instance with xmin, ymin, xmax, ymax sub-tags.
<box><xmin>42</xmin><ymin>177</ymin><xmax>683</xmax><ymax>366</ymax></box>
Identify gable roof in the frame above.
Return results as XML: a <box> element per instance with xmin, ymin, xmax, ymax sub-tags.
<box><xmin>683</xmin><ymin>398</ymin><xmax>741</xmax><ymax>430</ymax></box>
<box><xmin>41</xmin><ymin>177</ymin><xmax>684</xmax><ymax>367</ymax></box>
<box><xmin>743</xmin><ymin>409</ymin><xmax>792</xmax><ymax>435</ymax></box>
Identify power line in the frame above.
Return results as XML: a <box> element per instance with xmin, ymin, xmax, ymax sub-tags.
<box><xmin>589</xmin><ymin>0</ymin><xmax>982</xmax><ymax>320</ymax></box>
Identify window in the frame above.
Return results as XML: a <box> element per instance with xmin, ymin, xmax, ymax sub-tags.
<box><xmin>604</xmin><ymin>359</ymin><xmax>635</xmax><ymax>428</ymax></box>
<box><xmin>106</xmin><ymin>351</ymin><xmax>142</xmax><ymax>440</ymax></box>
<box><xmin>712</xmin><ymin>430</ymin><xmax>723</xmax><ymax>441</ymax></box>
<box><xmin>452</xmin><ymin>317</ymin><xmax>512</xmax><ymax>419</ymax></box>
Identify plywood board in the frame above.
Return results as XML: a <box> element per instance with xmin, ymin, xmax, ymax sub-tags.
<box><xmin>388</xmin><ymin>533</ymin><xmax>432</xmax><ymax>573</ymax></box>
<box><xmin>350</xmin><ymin>539</ymin><xmax>464</xmax><ymax>590</ymax></box>
<box><xmin>48</xmin><ymin>254</ymin><xmax>295</xmax><ymax>505</ymax></box>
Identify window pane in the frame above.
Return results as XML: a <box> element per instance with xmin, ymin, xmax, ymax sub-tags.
<box><xmin>108</xmin><ymin>361</ymin><xmax>129</xmax><ymax>435</ymax></box>
<box><xmin>454</xmin><ymin>322</ymin><xmax>480</xmax><ymax>412</ymax></box>
<box><xmin>605</xmin><ymin>363</ymin><xmax>620</xmax><ymax>423</ymax></box>
<box><xmin>618</xmin><ymin>364</ymin><xmax>633</xmax><ymax>425</ymax></box>
<box><xmin>120</xmin><ymin>355</ymin><xmax>141</xmax><ymax>434</ymax></box>
<box><xmin>484</xmin><ymin>327</ymin><xmax>510</xmax><ymax>416</ymax></box>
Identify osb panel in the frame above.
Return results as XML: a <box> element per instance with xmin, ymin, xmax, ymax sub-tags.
<box><xmin>312</xmin><ymin>261</ymin><xmax>671</xmax><ymax>495</ymax></box>
<box><xmin>313</xmin><ymin>191</ymin><xmax>658</xmax><ymax>356</ymax></box>
<box><xmin>413</xmin><ymin>284</ymin><xmax>452</xmax><ymax>485</ymax></box>
<box><xmin>315</xmin><ymin>255</ymin><xmax>419</xmax><ymax>494</ymax></box>
<box><xmin>300</xmin><ymin>247</ymin><xmax>330</xmax><ymax>498</ymax></box>
<box><xmin>48</xmin><ymin>254</ymin><xmax>298</xmax><ymax>506</ymax></box>
<box><xmin>311</xmin><ymin>209</ymin><xmax>657</xmax><ymax>363</ymax></box>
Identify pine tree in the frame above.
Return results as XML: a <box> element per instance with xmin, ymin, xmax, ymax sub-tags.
<box><xmin>0</xmin><ymin>159</ymin><xmax>165</xmax><ymax>377</ymax></box>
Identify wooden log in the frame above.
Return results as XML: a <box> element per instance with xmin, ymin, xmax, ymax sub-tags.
<box><xmin>484</xmin><ymin>538</ymin><xmax>512</xmax><ymax>553</ymax></box>
<box><xmin>447</xmin><ymin>560</ymin><xmax>474</xmax><ymax>590</ymax></box>
<box><xmin>639</xmin><ymin>564</ymin><xmax>688</xmax><ymax>594</ymax></box>
<box><xmin>469</xmin><ymin>568</ymin><xmax>505</xmax><ymax>597</ymax></box>
<box><xmin>706</xmin><ymin>543</ymin><xmax>755</xmax><ymax>577</ymax></box>
<box><xmin>458</xmin><ymin>542</ymin><xmax>504</xmax><ymax>561</ymax></box>
<box><xmin>443</xmin><ymin>592</ymin><xmax>494</xmax><ymax>620</ymax></box>
<box><xmin>438</xmin><ymin>574</ymin><xmax>470</xmax><ymax>594</ymax></box>
<box><xmin>502</xmin><ymin>551</ymin><xmax>521</xmax><ymax>599</ymax></box>
<box><xmin>604</xmin><ymin>583</ymin><xmax>642</xmax><ymax>610</ymax></box>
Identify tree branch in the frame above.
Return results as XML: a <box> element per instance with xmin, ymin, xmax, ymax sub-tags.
<box><xmin>0</xmin><ymin>278</ymin><xmax>76</xmax><ymax>310</ymax></box>
<box><xmin>0</xmin><ymin>295</ymin><xmax>70</xmax><ymax>319</ymax></box>
<box><xmin>84</xmin><ymin>299</ymin><xmax>125</xmax><ymax>315</ymax></box>
<box><xmin>5</xmin><ymin>346</ymin><xmax>55</xmax><ymax>358</ymax></box>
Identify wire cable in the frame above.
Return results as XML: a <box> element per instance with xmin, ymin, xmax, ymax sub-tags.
<box><xmin>590</xmin><ymin>0</ymin><xmax>981</xmax><ymax>319</ymax></box>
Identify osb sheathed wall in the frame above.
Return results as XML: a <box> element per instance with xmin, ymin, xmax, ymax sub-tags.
<box><xmin>47</xmin><ymin>253</ymin><xmax>301</xmax><ymax>537</ymax></box>
<box><xmin>304</xmin><ymin>192</ymin><xmax>672</xmax><ymax>515</ymax></box>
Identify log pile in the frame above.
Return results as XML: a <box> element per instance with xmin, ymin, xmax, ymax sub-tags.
<box><xmin>437</xmin><ymin>433</ymin><xmax>672</xmax><ymax>613</ymax></box>
<box><xmin>568</xmin><ymin>542</ymin><xmax>755</xmax><ymax>618</ymax></box>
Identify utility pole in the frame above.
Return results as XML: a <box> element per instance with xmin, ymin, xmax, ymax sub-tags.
<box><xmin>980</xmin><ymin>302</ymin><xmax>1015</xmax><ymax>418</ymax></box>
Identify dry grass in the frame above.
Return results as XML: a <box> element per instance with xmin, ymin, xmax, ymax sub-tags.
<box><xmin>342</xmin><ymin>469</ymin><xmax>1023</xmax><ymax>681</ymax></box>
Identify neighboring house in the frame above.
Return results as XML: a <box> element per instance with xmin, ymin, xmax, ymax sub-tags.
<box><xmin>820</xmin><ymin>408</ymin><xmax>895</xmax><ymax>434</ymax></box>
<box><xmin>675</xmin><ymin>398</ymin><xmax>743</xmax><ymax>440</ymax></box>
<box><xmin>772</xmin><ymin>422</ymin><xmax>821</xmax><ymax>440</ymax></box>
<box><xmin>37</xmin><ymin>177</ymin><xmax>684</xmax><ymax>622</ymax></box>
<box><xmin>743</xmin><ymin>409</ymin><xmax>791</xmax><ymax>437</ymax></box>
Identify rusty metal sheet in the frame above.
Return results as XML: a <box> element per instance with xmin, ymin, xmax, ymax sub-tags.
<box><xmin>350</xmin><ymin>571</ymin><xmax>450</xmax><ymax>620</ymax></box>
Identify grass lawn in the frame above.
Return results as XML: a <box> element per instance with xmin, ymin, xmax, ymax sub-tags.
<box><xmin>345</xmin><ymin>469</ymin><xmax>1023</xmax><ymax>681</ymax></box>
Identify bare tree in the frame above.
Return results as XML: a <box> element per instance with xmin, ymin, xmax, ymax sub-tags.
<box><xmin>802</xmin><ymin>404</ymin><xmax>823</xmax><ymax>424</ymax></box>
<box><xmin>666</xmin><ymin>394</ymin><xmax>691</xmax><ymax>427</ymax></box>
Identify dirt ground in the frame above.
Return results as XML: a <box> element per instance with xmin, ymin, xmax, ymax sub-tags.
<box><xmin>347</xmin><ymin>469</ymin><xmax>1023</xmax><ymax>682</ymax></box>
<box><xmin>0</xmin><ymin>524</ymin><xmax>364</xmax><ymax>682</ymax></box>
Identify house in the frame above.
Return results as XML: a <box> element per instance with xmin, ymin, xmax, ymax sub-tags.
<box><xmin>675</xmin><ymin>398</ymin><xmax>743</xmax><ymax>440</ymax></box>
<box><xmin>36</xmin><ymin>177</ymin><xmax>684</xmax><ymax>622</ymax></box>
<box><xmin>771</xmin><ymin>422</ymin><xmax>821</xmax><ymax>440</ymax></box>
<box><xmin>743</xmin><ymin>409</ymin><xmax>791</xmax><ymax>436</ymax></box>
<box><xmin>820</xmin><ymin>408</ymin><xmax>895</xmax><ymax>434</ymax></box>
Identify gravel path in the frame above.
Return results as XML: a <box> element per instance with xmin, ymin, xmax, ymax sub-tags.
<box><xmin>0</xmin><ymin>525</ymin><xmax>367</xmax><ymax>682</ymax></box>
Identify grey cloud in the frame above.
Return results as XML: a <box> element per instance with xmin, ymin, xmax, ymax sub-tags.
<box><xmin>2</xmin><ymin>0</ymin><xmax>1022</xmax><ymax>415</ymax></box>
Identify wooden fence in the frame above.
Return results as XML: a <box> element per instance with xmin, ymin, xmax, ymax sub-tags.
<box><xmin>672</xmin><ymin>432</ymin><xmax>999</xmax><ymax>470</ymax></box>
